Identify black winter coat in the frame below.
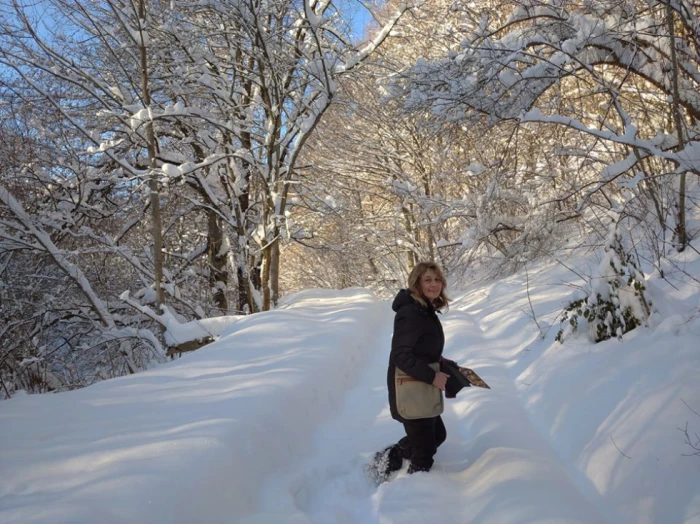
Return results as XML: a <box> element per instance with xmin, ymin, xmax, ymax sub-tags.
<box><xmin>387</xmin><ymin>289</ymin><xmax>445</xmax><ymax>422</ymax></box>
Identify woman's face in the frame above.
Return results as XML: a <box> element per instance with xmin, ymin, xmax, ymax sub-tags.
<box><xmin>420</xmin><ymin>269</ymin><xmax>443</xmax><ymax>302</ymax></box>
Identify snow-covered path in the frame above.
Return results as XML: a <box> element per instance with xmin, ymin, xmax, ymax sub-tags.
<box><xmin>242</xmin><ymin>301</ymin><xmax>611</xmax><ymax>524</ymax></box>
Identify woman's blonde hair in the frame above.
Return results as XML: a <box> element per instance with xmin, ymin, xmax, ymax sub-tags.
<box><xmin>407</xmin><ymin>261</ymin><xmax>449</xmax><ymax>311</ymax></box>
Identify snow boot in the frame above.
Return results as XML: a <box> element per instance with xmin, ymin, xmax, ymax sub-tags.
<box><xmin>367</xmin><ymin>444</ymin><xmax>404</xmax><ymax>485</ymax></box>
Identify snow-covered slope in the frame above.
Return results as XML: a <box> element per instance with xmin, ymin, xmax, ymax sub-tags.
<box><xmin>0</xmin><ymin>289</ymin><xmax>383</xmax><ymax>524</ymax></box>
<box><xmin>1</xmin><ymin>258</ymin><xmax>699</xmax><ymax>523</ymax></box>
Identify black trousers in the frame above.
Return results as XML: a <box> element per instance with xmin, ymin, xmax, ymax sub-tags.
<box><xmin>398</xmin><ymin>415</ymin><xmax>446</xmax><ymax>472</ymax></box>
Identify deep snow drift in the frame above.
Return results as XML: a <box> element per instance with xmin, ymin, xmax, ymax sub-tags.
<box><xmin>1</xmin><ymin>255</ymin><xmax>700</xmax><ymax>523</ymax></box>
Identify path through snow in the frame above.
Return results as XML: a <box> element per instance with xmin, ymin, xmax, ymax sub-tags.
<box><xmin>243</xmin><ymin>300</ymin><xmax>613</xmax><ymax>524</ymax></box>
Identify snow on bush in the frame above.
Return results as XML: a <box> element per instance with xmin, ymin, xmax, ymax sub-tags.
<box><xmin>556</xmin><ymin>222</ymin><xmax>652</xmax><ymax>343</ymax></box>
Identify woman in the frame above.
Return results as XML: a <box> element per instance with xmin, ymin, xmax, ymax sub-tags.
<box><xmin>376</xmin><ymin>261</ymin><xmax>451</xmax><ymax>479</ymax></box>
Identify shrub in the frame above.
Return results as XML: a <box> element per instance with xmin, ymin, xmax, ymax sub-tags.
<box><xmin>556</xmin><ymin>228</ymin><xmax>651</xmax><ymax>343</ymax></box>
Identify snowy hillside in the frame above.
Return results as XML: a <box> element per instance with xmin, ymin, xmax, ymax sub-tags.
<box><xmin>1</xmin><ymin>256</ymin><xmax>700</xmax><ymax>523</ymax></box>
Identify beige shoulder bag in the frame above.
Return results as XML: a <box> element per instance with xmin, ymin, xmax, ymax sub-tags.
<box><xmin>395</xmin><ymin>362</ymin><xmax>443</xmax><ymax>420</ymax></box>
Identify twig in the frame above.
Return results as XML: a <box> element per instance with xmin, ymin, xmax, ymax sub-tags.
<box><xmin>524</xmin><ymin>264</ymin><xmax>543</xmax><ymax>337</ymax></box>
<box><xmin>0</xmin><ymin>375</ymin><xmax>12</xmax><ymax>399</ymax></box>
<box><xmin>679</xmin><ymin>399</ymin><xmax>700</xmax><ymax>457</ymax></box>
<box><xmin>610</xmin><ymin>436</ymin><xmax>631</xmax><ymax>459</ymax></box>
<box><xmin>678</xmin><ymin>422</ymin><xmax>700</xmax><ymax>456</ymax></box>
<box><xmin>682</xmin><ymin>398</ymin><xmax>700</xmax><ymax>418</ymax></box>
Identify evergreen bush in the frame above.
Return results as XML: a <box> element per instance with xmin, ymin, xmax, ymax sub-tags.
<box><xmin>556</xmin><ymin>228</ymin><xmax>651</xmax><ymax>343</ymax></box>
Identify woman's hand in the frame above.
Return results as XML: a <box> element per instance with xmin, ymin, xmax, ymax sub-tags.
<box><xmin>432</xmin><ymin>371</ymin><xmax>450</xmax><ymax>391</ymax></box>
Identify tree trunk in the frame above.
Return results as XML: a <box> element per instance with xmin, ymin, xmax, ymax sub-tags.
<box><xmin>138</xmin><ymin>0</ymin><xmax>165</xmax><ymax>306</ymax></box>
<box><xmin>237</xmin><ymin>262</ymin><xmax>252</xmax><ymax>314</ymax></box>
<box><xmin>231</xmin><ymin>124</ymin><xmax>259</xmax><ymax>314</ymax></box>
<box><xmin>270</xmin><ymin>232</ymin><xmax>280</xmax><ymax>307</ymax></box>
<box><xmin>261</xmin><ymin>243</ymin><xmax>271</xmax><ymax>311</ymax></box>
<box><xmin>665</xmin><ymin>0</ymin><xmax>687</xmax><ymax>252</ymax></box>
<box><xmin>207</xmin><ymin>212</ymin><xmax>228</xmax><ymax>313</ymax></box>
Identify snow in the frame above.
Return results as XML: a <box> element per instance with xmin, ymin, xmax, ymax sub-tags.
<box><xmin>129</xmin><ymin>108</ymin><xmax>149</xmax><ymax>130</ymax></box>
<box><xmin>161</xmin><ymin>163</ymin><xmax>180</xmax><ymax>178</ymax></box>
<box><xmin>161</xmin><ymin>308</ymin><xmax>241</xmax><ymax>348</ymax></box>
<box><xmin>323</xmin><ymin>195</ymin><xmax>336</xmax><ymax>209</ymax></box>
<box><xmin>2</xmin><ymin>259</ymin><xmax>700</xmax><ymax>523</ymax></box>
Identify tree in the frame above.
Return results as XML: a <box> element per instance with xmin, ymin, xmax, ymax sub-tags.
<box><xmin>0</xmin><ymin>0</ymin><xmax>421</xmax><ymax>394</ymax></box>
<box><xmin>285</xmin><ymin>0</ymin><xmax>488</xmax><ymax>290</ymax></box>
<box><xmin>406</xmin><ymin>0</ymin><xmax>699</xmax><ymax>261</ymax></box>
